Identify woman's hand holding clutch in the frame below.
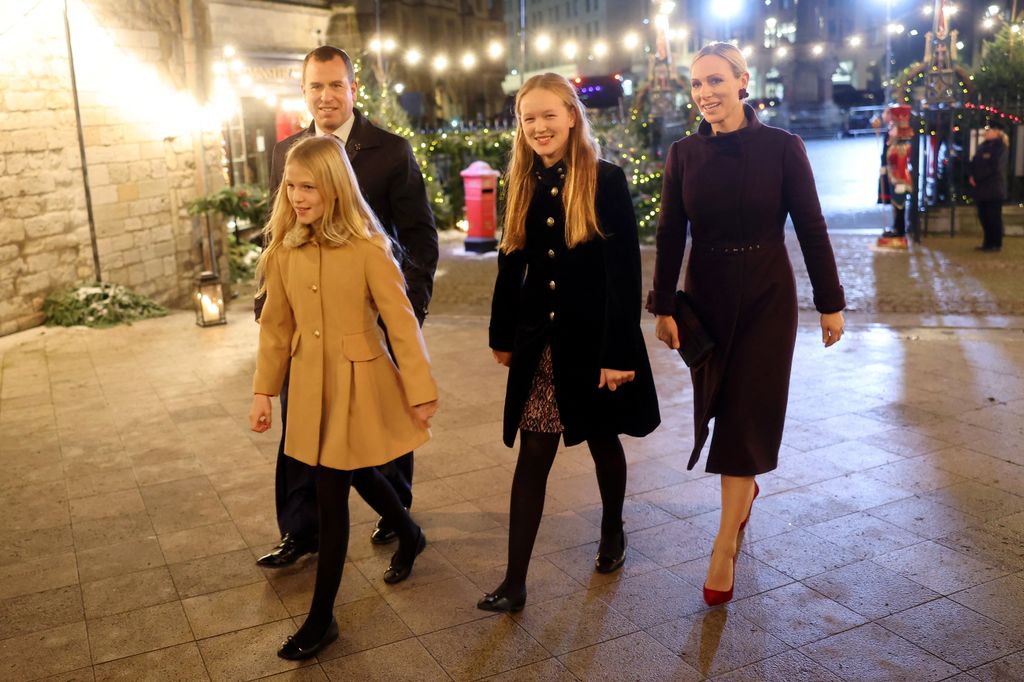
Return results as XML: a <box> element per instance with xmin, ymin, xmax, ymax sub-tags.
<box><xmin>655</xmin><ymin>315</ymin><xmax>681</xmax><ymax>350</ymax></box>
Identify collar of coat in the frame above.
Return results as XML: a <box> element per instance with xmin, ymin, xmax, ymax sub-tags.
<box><xmin>696</xmin><ymin>103</ymin><xmax>763</xmax><ymax>141</ymax></box>
<box><xmin>304</xmin><ymin>109</ymin><xmax>384</xmax><ymax>161</ymax></box>
<box><xmin>533</xmin><ymin>156</ymin><xmax>567</xmax><ymax>187</ymax></box>
<box><xmin>283</xmin><ymin>223</ymin><xmax>316</xmax><ymax>249</ymax></box>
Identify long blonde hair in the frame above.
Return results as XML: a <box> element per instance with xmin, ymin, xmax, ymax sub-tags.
<box><xmin>255</xmin><ymin>136</ymin><xmax>389</xmax><ymax>295</ymax></box>
<box><xmin>502</xmin><ymin>73</ymin><xmax>600</xmax><ymax>253</ymax></box>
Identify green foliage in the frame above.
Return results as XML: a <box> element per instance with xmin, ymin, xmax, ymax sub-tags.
<box><xmin>229</xmin><ymin>242</ymin><xmax>261</xmax><ymax>283</ymax></box>
<box><xmin>187</xmin><ymin>185</ymin><xmax>268</xmax><ymax>226</ymax></box>
<box><xmin>350</xmin><ymin>59</ymin><xmax>666</xmax><ymax>236</ymax></box>
<box><xmin>975</xmin><ymin>24</ymin><xmax>1024</xmax><ymax>108</ymax></box>
<box><xmin>43</xmin><ymin>283</ymin><xmax>167</xmax><ymax>328</ymax></box>
<box><xmin>593</xmin><ymin>112</ymin><xmax>665</xmax><ymax>241</ymax></box>
<box><xmin>418</xmin><ymin>129</ymin><xmax>514</xmax><ymax>229</ymax></box>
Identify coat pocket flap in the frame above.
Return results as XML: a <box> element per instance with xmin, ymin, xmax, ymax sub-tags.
<box><xmin>342</xmin><ymin>329</ymin><xmax>387</xmax><ymax>361</ymax></box>
<box><xmin>290</xmin><ymin>331</ymin><xmax>301</xmax><ymax>356</ymax></box>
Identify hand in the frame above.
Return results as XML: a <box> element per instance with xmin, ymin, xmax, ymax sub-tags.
<box><xmin>599</xmin><ymin>368</ymin><xmax>635</xmax><ymax>391</ymax></box>
<box><xmin>249</xmin><ymin>394</ymin><xmax>272</xmax><ymax>432</ymax></box>
<box><xmin>821</xmin><ymin>311</ymin><xmax>845</xmax><ymax>348</ymax></box>
<box><xmin>655</xmin><ymin>315</ymin><xmax>680</xmax><ymax>350</ymax></box>
<box><xmin>411</xmin><ymin>400</ymin><xmax>438</xmax><ymax>430</ymax></box>
<box><xmin>492</xmin><ymin>350</ymin><xmax>512</xmax><ymax>367</ymax></box>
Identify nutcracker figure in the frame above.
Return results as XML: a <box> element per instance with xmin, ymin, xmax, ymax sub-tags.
<box><xmin>877</xmin><ymin>105</ymin><xmax>914</xmax><ymax>248</ymax></box>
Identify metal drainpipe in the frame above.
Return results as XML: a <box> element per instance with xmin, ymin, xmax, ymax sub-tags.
<box><xmin>63</xmin><ymin>0</ymin><xmax>102</xmax><ymax>283</ymax></box>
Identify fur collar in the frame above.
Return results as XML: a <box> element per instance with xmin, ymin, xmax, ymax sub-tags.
<box><xmin>283</xmin><ymin>224</ymin><xmax>315</xmax><ymax>248</ymax></box>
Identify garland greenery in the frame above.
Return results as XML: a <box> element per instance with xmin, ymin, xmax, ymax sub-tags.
<box><xmin>353</xmin><ymin>60</ymin><xmax>672</xmax><ymax>239</ymax></box>
<box><xmin>229</xmin><ymin>242</ymin><xmax>261</xmax><ymax>283</ymax></box>
<box><xmin>43</xmin><ymin>283</ymin><xmax>168</xmax><ymax>328</ymax></box>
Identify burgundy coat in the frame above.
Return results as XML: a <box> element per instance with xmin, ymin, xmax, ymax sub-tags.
<box><xmin>648</xmin><ymin>105</ymin><xmax>845</xmax><ymax>475</ymax></box>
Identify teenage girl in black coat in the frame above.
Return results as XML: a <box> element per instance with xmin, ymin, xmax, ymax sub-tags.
<box><xmin>479</xmin><ymin>73</ymin><xmax>661</xmax><ymax>613</ymax></box>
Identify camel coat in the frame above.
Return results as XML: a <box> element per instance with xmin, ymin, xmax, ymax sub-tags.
<box><xmin>254</xmin><ymin>229</ymin><xmax>438</xmax><ymax>471</ymax></box>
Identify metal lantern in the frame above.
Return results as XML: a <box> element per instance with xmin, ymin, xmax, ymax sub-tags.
<box><xmin>193</xmin><ymin>271</ymin><xmax>227</xmax><ymax>327</ymax></box>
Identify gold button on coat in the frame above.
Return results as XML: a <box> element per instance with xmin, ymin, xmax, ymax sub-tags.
<box><xmin>546</xmin><ymin>217</ymin><xmax>555</xmax><ymax>226</ymax></box>
<box><xmin>549</xmin><ymin>311</ymin><xmax>556</xmax><ymax>321</ymax></box>
<box><xmin>311</xmin><ymin>285</ymin><xmax>318</xmax><ymax>292</ymax></box>
<box><xmin>313</xmin><ymin>329</ymin><xmax>321</xmax><ymax>337</ymax></box>
<box><xmin>549</xmin><ymin>280</ymin><xmax>556</xmax><ymax>290</ymax></box>
<box><xmin>547</xmin><ymin>249</ymin><xmax>555</xmax><ymax>258</ymax></box>
<box><xmin>550</xmin><ymin>187</ymin><xmax>559</xmax><ymax>197</ymax></box>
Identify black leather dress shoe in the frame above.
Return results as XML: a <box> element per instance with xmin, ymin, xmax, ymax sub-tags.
<box><xmin>256</xmin><ymin>533</ymin><xmax>317</xmax><ymax>568</ymax></box>
<box><xmin>370</xmin><ymin>516</ymin><xmax>399</xmax><ymax>545</ymax></box>
<box><xmin>277</xmin><ymin>618</ymin><xmax>338</xmax><ymax>660</ymax></box>
<box><xmin>383</xmin><ymin>528</ymin><xmax>426</xmax><ymax>584</ymax></box>
<box><xmin>595</xmin><ymin>528</ymin><xmax>627</xmax><ymax>574</ymax></box>
<box><xmin>477</xmin><ymin>589</ymin><xmax>527</xmax><ymax>613</ymax></box>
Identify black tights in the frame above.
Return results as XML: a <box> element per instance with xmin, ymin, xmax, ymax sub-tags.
<box><xmin>495</xmin><ymin>430</ymin><xmax>627</xmax><ymax>597</ymax></box>
<box><xmin>293</xmin><ymin>464</ymin><xmax>418</xmax><ymax>647</ymax></box>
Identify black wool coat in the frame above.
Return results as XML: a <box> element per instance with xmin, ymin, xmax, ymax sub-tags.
<box><xmin>970</xmin><ymin>138</ymin><xmax>1008</xmax><ymax>203</ymax></box>
<box><xmin>648</xmin><ymin>105</ymin><xmax>845</xmax><ymax>476</ymax></box>
<box><xmin>256</xmin><ymin>109</ymin><xmax>438</xmax><ymax>323</ymax></box>
<box><xmin>490</xmin><ymin>159</ymin><xmax>661</xmax><ymax>448</ymax></box>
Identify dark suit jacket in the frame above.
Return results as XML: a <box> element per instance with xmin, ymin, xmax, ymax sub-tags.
<box><xmin>255</xmin><ymin>109</ymin><xmax>438</xmax><ymax>322</ymax></box>
<box><xmin>970</xmin><ymin>138</ymin><xmax>1008</xmax><ymax>203</ymax></box>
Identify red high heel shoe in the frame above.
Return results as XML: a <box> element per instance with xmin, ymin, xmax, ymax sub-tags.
<box><xmin>738</xmin><ymin>481</ymin><xmax>760</xmax><ymax>534</ymax></box>
<box><xmin>703</xmin><ymin>482</ymin><xmax>759</xmax><ymax>607</ymax></box>
<box><xmin>703</xmin><ymin>551</ymin><xmax>737</xmax><ymax>606</ymax></box>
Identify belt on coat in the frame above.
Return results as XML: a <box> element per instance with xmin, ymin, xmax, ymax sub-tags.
<box><xmin>691</xmin><ymin>238</ymin><xmax>784</xmax><ymax>254</ymax></box>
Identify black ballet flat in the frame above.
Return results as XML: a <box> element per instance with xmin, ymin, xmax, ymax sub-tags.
<box><xmin>383</xmin><ymin>528</ymin><xmax>427</xmax><ymax>584</ymax></box>
<box><xmin>276</xmin><ymin>618</ymin><xmax>338</xmax><ymax>660</ymax></box>
<box><xmin>477</xmin><ymin>589</ymin><xmax>527</xmax><ymax>613</ymax></box>
<box><xmin>595</xmin><ymin>527</ymin><xmax>627</xmax><ymax>574</ymax></box>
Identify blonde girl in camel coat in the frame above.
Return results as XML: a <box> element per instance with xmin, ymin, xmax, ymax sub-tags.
<box><xmin>249</xmin><ymin>135</ymin><xmax>437</xmax><ymax>660</ymax></box>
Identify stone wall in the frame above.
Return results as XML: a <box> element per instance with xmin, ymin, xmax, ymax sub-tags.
<box><xmin>208</xmin><ymin>0</ymin><xmax>332</xmax><ymax>54</ymax></box>
<box><xmin>0</xmin><ymin>0</ymin><xmax>228</xmax><ymax>336</ymax></box>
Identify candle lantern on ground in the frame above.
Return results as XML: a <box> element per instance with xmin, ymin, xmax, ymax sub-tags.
<box><xmin>193</xmin><ymin>271</ymin><xmax>227</xmax><ymax>326</ymax></box>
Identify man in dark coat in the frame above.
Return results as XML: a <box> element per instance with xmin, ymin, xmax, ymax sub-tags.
<box><xmin>969</xmin><ymin>121</ymin><xmax>1009</xmax><ymax>252</ymax></box>
<box><xmin>254</xmin><ymin>46</ymin><xmax>438</xmax><ymax>567</ymax></box>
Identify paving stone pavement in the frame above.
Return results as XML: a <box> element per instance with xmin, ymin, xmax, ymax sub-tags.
<box><xmin>430</xmin><ymin>231</ymin><xmax>1024</xmax><ymax>318</ymax></box>
<box><xmin>2</xmin><ymin>270</ymin><xmax>1023</xmax><ymax>681</ymax></box>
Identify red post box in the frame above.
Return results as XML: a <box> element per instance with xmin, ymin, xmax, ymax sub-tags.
<box><xmin>460</xmin><ymin>160</ymin><xmax>500</xmax><ymax>253</ymax></box>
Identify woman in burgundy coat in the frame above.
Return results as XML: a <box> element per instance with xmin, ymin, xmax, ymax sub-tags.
<box><xmin>648</xmin><ymin>43</ymin><xmax>846</xmax><ymax>606</ymax></box>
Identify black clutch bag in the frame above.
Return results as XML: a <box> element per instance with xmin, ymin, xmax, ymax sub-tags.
<box><xmin>673</xmin><ymin>291</ymin><xmax>715</xmax><ymax>368</ymax></box>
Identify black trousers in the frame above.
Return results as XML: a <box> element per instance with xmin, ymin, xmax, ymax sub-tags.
<box><xmin>274</xmin><ymin>371</ymin><xmax>414</xmax><ymax>541</ymax></box>
<box><xmin>976</xmin><ymin>200</ymin><xmax>1004</xmax><ymax>249</ymax></box>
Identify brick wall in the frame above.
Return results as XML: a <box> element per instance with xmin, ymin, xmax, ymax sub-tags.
<box><xmin>0</xmin><ymin>0</ymin><xmax>228</xmax><ymax>336</ymax></box>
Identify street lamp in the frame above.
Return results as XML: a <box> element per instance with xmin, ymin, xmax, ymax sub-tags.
<box><xmin>711</xmin><ymin>0</ymin><xmax>743</xmax><ymax>40</ymax></box>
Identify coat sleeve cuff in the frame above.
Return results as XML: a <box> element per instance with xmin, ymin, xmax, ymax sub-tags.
<box><xmin>645</xmin><ymin>290</ymin><xmax>675</xmax><ymax>316</ymax></box>
<box><xmin>814</xmin><ymin>287</ymin><xmax>847</xmax><ymax>315</ymax></box>
<box><xmin>489</xmin><ymin>326</ymin><xmax>514</xmax><ymax>352</ymax></box>
<box><xmin>252</xmin><ymin>369</ymin><xmax>284</xmax><ymax>397</ymax></box>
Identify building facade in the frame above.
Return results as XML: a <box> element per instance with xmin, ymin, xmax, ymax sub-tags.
<box><xmin>502</xmin><ymin>0</ymin><xmax>646</xmax><ymax>83</ymax></box>
<box><xmin>0</xmin><ymin>0</ymin><xmax>227</xmax><ymax>336</ymax></box>
<box><xmin>358</xmin><ymin>0</ymin><xmax>507</xmax><ymax>126</ymax></box>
